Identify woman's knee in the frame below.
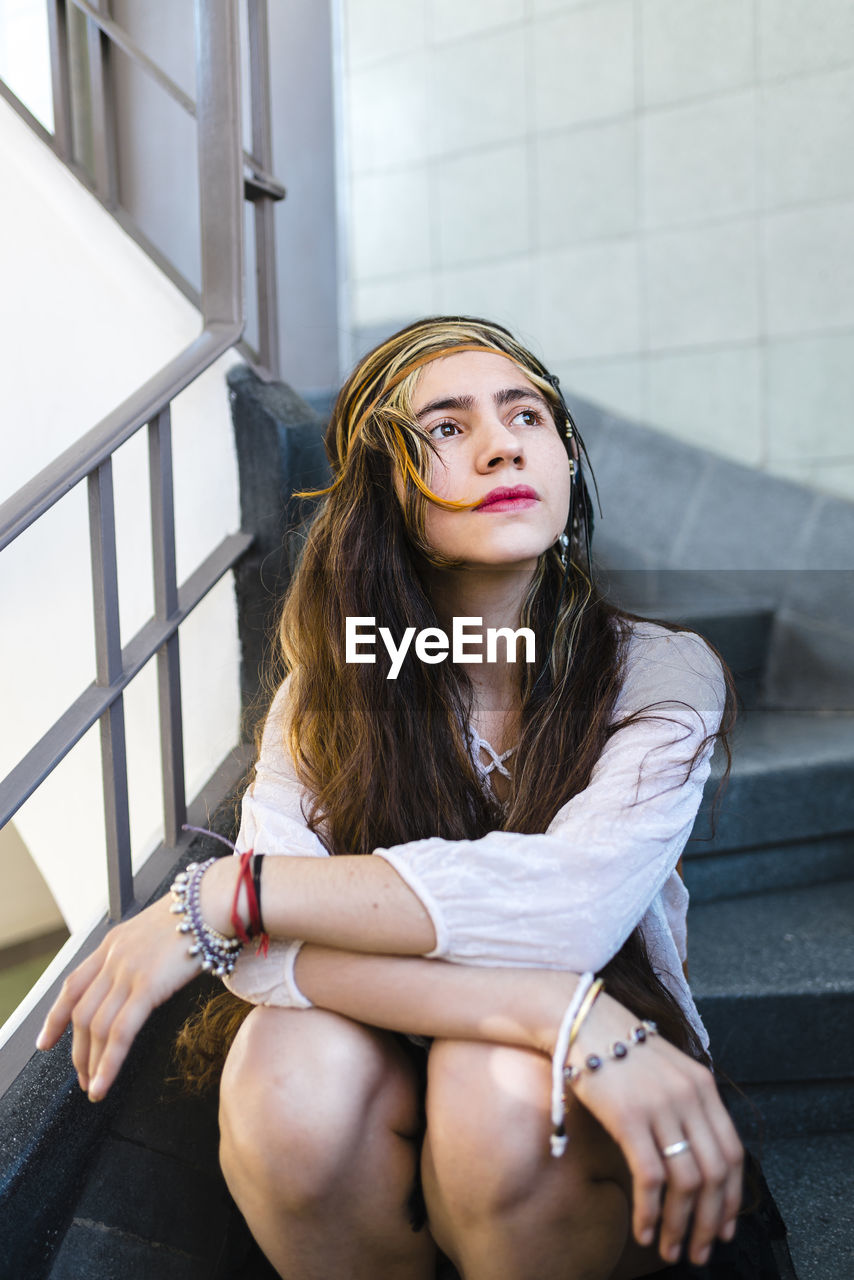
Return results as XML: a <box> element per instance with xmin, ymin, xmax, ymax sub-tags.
<box><xmin>219</xmin><ymin>1006</ymin><xmax>419</xmax><ymax>1209</ymax></box>
<box><xmin>424</xmin><ymin>1040</ymin><xmax>605</xmax><ymax>1224</ymax></box>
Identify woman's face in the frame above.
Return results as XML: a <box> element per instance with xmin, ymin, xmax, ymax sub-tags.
<box><xmin>408</xmin><ymin>350</ymin><xmax>572</xmax><ymax>569</ymax></box>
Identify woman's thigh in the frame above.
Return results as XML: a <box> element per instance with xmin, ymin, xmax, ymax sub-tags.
<box><xmin>421</xmin><ymin>1039</ymin><xmax>665</xmax><ymax>1279</ymax></box>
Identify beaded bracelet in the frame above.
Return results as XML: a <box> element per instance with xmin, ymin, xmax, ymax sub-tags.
<box><xmin>562</xmin><ymin>1019</ymin><xmax>658</xmax><ymax>1090</ymax></box>
<box><xmin>170</xmin><ymin>858</ymin><xmax>243</xmax><ymax>977</ymax></box>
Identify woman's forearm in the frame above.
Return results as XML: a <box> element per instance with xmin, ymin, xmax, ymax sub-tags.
<box><xmin>294</xmin><ymin>945</ymin><xmax>582</xmax><ymax>1056</ymax></box>
<box><xmin>204</xmin><ymin>853</ymin><xmax>438</xmax><ymax>955</ymax></box>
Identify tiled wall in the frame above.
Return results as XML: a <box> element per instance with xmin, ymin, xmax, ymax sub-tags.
<box><xmin>338</xmin><ymin>0</ymin><xmax>854</xmax><ymax>503</ymax></box>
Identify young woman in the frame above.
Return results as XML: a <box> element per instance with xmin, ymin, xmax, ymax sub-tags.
<box><xmin>41</xmin><ymin>317</ymin><xmax>767</xmax><ymax>1280</ymax></box>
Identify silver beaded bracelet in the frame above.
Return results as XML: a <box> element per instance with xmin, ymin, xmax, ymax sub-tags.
<box><xmin>169</xmin><ymin>858</ymin><xmax>243</xmax><ymax>977</ymax></box>
<box><xmin>562</xmin><ymin>1019</ymin><xmax>658</xmax><ymax>1087</ymax></box>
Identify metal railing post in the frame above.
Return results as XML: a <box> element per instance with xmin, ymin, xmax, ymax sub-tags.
<box><xmin>195</xmin><ymin>0</ymin><xmax>244</xmax><ymax>333</ymax></box>
<box><xmin>247</xmin><ymin>0</ymin><xmax>280</xmax><ymax>378</ymax></box>
<box><xmin>86</xmin><ymin>0</ymin><xmax>119</xmax><ymax>207</ymax></box>
<box><xmin>47</xmin><ymin>0</ymin><xmax>73</xmax><ymax>159</ymax></box>
<box><xmin>148</xmin><ymin>407</ymin><xmax>186</xmax><ymax>847</ymax></box>
<box><xmin>88</xmin><ymin>460</ymin><xmax>133</xmax><ymax>919</ymax></box>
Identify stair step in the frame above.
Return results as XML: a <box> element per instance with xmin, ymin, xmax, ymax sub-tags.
<box><xmin>658</xmin><ymin>604</ymin><xmax>774</xmax><ymax>708</ymax></box>
<box><xmin>760</xmin><ymin>1130</ymin><xmax>854</xmax><ymax>1280</ymax></box>
<box><xmin>724</xmin><ymin>1079</ymin><xmax>854</xmax><ymax>1144</ymax></box>
<box><xmin>696</xmin><ymin>710</ymin><xmax>854</xmax><ymax>850</ymax></box>
<box><xmin>690</xmin><ymin>879</ymin><xmax>854</xmax><ymax>1083</ymax></box>
<box><xmin>602</xmin><ymin>567</ymin><xmax>776</xmax><ymax>705</ymax></box>
<box><xmin>684</xmin><ymin>831</ymin><xmax>854</xmax><ymax>905</ymax></box>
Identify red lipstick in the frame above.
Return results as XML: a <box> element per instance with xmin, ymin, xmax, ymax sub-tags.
<box><xmin>475</xmin><ymin>485</ymin><xmax>539</xmax><ymax>512</ymax></box>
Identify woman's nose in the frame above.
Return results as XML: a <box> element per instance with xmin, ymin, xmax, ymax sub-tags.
<box><xmin>476</xmin><ymin>417</ymin><xmax>524</xmax><ymax>469</ymax></box>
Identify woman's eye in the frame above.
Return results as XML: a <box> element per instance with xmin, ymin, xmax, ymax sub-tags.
<box><xmin>512</xmin><ymin>408</ymin><xmax>543</xmax><ymax>428</ymax></box>
<box><xmin>429</xmin><ymin>421</ymin><xmax>461</xmax><ymax>439</ymax></box>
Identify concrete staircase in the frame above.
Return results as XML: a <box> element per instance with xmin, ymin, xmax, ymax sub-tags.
<box><xmin>675</xmin><ymin>600</ymin><xmax>854</xmax><ymax>1280</ymax></box>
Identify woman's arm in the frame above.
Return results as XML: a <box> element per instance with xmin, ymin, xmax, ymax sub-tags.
<box><xmin>38</xmin><ymin>910</ymin><xmax>742</xmax><ymax>1268</ymax></box>
<box><xmin>285</xmin><ymin>944</ymin><xmax>745</xmax><ymax>1269</ymax></box>
<box><xmin>371</xmin><ymin>626</ymin><xmax>727</xmax><ymax>972</ymax></box>
<box><xmin>225</xmin><ymin>627</ymin><xmax>725</xmax><ymax>1005</ymax></box>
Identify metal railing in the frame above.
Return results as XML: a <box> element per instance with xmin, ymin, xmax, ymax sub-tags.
<box><xmin>0</xmin><ymin>0</ymin><xmax>285</xmax><ymax>376</ymax></box>
<box><xmin>0</xmin><ymin>0</ymin><xmax>281</xmax><ymax>1088</ymax></box>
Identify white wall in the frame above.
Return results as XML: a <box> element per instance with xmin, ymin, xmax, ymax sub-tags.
<box><xmin>0</xmin><ymin>98</ymin><xmax>243</xmax><ymax>933</ymax></box>
<box><xmin>339</xmin><ymin>0</ymin><xmax>854</xmax><ymax>504</ymax></box>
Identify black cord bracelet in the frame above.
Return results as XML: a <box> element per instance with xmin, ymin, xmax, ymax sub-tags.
<box><xmin>251</xmin><ymin>854</ymin><xmax>265</xmax><ymax>935</ymax></box>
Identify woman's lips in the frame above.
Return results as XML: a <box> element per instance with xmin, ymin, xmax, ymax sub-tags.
<box><xmin>475</xmin><ymin>486</ymin><xmax>539</xmax><ymax>513</ymax></box>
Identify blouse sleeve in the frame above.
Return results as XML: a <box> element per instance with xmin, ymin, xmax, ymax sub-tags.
<box><xmin>372</xmin><ymin>625</ymin><xmax>726</xmax><ymax>973</ymax></box>
<box><xmin>222</xmin><ymin>677</ymin><xmax>329</xmax><ymax>1008</ymax></box>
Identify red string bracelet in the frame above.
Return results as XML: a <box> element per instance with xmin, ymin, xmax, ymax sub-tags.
<box><xmin>231</xmin><ymin>850</ymin><xmax>260</xmax><ymax>939</ymax></box>
<box><xmin>182</xmin><ymin>825</ymin><xmax>270</xmax><ymax>957</ymax></box>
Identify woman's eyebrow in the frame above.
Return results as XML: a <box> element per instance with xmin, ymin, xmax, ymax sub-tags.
<box><xmin>494</xmin><ymin>386</ymin><xmax>550</xmax><ymax>410</ymax></box>
<box><xmin>415</xmin><ymin>387</ymin><xmax>549</xmax><ymax>420</ymax></box>
<box><xmin>415</xmin><ymin>394</ymin><xmax>476</xmax><ymax>420</ymax></box>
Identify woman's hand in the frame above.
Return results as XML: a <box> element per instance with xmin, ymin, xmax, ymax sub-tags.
<box><xmin>564</xmin><ymin>991</ymin><xmax>744</xmax><ymax>1269</ymax></box>
<box><xmin>36</xmin><ymin>895</ymin><xmax>205</xmax><ymax>1101</ymax></box>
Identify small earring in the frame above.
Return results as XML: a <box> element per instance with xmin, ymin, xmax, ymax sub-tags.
<box><xmin>558</xmin><ymin>532</ymin><xmax>569</xmax><ymax>567</ymax></box>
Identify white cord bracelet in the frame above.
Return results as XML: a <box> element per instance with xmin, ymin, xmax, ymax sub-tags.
<box><xmin>549</xmin><ymin>971</ymin><xmax>595</xmax><ymax>1157</ymax></box>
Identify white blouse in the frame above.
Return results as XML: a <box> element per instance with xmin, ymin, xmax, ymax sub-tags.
<box><xmin>225</xmin><ymin>620</ymin><xmax>726</xmax><ymax>1053</ymax></box>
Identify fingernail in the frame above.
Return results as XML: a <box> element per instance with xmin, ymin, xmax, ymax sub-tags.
<box><xmin>695</xmin><ymin>1246</ymin><xmax>710</xmax><ymax>1265</ymax></box>
<box><xmin>639</xmin><ymin>1228</ymin><xmax>654</xmax><ymax>1246</ymax></box>
<box><xmin>35</xmin><ymin>1029</ymin><xmax>47</xmax><ymax>1050</ymax></box>
<box><xmin>88</xmin><ymin>1077</ymin><xmax>103</xmax><ymax>1102</ymax></box>
<box><xmin>666</xmin><ymin>1244</ymin><xmax>680</xmax><ymax>1262</ymax></box>
<box><xmin>722</xmin><ymin>1219</ymin><xmax>737</xmax><ymax>1241</ymax></box>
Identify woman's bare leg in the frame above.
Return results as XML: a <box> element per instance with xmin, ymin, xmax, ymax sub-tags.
<box><xmin>219</xmin><ymin>1007</ymin><xmax>436</xmax><ymax>1280</ymax></box>
<box><xmin>422</xmin><ymin>1040</ymin><xmax>667</xmax><ymax>1280</ymax></box>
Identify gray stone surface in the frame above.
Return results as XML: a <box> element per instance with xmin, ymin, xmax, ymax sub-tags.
<box><xmin>690</xmin><ymin>878</ymin><xmax>854</xmax><ymax>998</ymax></box>
<box><xmin>765</xmin><ymin>611</ymin><xmax>854</xmax><ymax>710</ymax></box>
<box><xmin>700</xmin><ymin>990</ymin><xmax>853</xmax><ymax>1083</ymax></box>
<box><xmin>108</xmin><ymin>991</ymin><xmax>221</xmax><ymax>1173</ymax></box>
<box><xmin>227</xmin><ymin>364</ymin><xmax>330</xmax><ymax>720</ymax></box>
<box><xmin>50</xmin><ymin>1220</ymin><xmax>212</xmax><ymax>1280</ymax></box>
<box><xmin>671</xmin><ymin>458</ymin><xmax>820</xmax><ymax>572</ymax></box>
<box><xmin>579</xmin><ymin>397</ymin><xmax>854</xmax><ymax>710</ymax></box>
<box><xmin>762</xmin><ymin>1132</ymin><xmax>854</xmax><ymax>1280</ymax></box>
<box><xmin>684</xmin><ymin>832</ymin><xmax>854</xmax><ymax>904</ymax></box>
<box><xmin>687</xmin><ymin>709</ymin><xmax>854</xmax><ymax>853</ymax></box>
<box><xmin>725</xmin><ymin>1080</ymin><xmax>854</xmax><ymax>1144</ymax></box>
<box><xmin>801</xmin><ymin>497</ymin><xmax>854</xmax><ymax>572</ymax></box>
<box><xmin>691</xmin><ymin>879</ymin><xmax>854</xmax><ymax>1082</ymax></box>
<box><xmin>71</xmin><ymin>1135</ymin><xmax>231</xmax><ymax>1259</ymax></box>
<box><xmin>574</xmin><ymin>396</ymin><xmax>834</xmax><ymax>574</ymax></box>
<box><xmin>582</xmin><ymin>414</ymin><xmax>714</xmax><ymax>568</ymax></box>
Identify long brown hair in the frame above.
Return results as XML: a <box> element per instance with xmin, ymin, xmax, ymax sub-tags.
<box><xmin>176</xmin><ymin>317</ymin><xmax>736</xmax><ymax>1090</ymax></box>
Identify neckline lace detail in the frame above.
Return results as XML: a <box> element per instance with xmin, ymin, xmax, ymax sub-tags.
<box><xmin>469</xmin><ymin>729</ymin><xmax>517</xmax><ymax>782</ymax></box>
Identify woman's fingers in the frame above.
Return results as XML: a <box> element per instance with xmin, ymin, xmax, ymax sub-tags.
<box><xmin>653</xmin><ymin>1121</ymin><xmax>704</xmax><ymax>1263</ymax></box>
<box><xmin>36</xmin><ymin>895</ymin><xmax>204</xmax><ymax>1101</ymax></box>
<box><xmin>36</xmin><ymin>949</ymin><xmax>105</xmax><ymax>1052</ymax></box>
<box><xmin>651</xmin><ymin>1064</ymin><xmax>743</xmax><ymax>1266</ymax></box>
<box><xmin>578</xmin><ymin>1045</ymin><xmax>743</xmax><ymax>1264</ymax></box>
<box><xmin>69</xmin><ymin>969</ymin><xmax>118</xmax><ymax>1092</ymax></box>
<box><xmin>619</xmin><ymin>1120</ymin><xmax>667</xmax><ymax>1247</ymax></box>
<box><xmin>698</xmin><ymin>1074</ymin><xmax>745</xmax><ymax>1243</ymax></box>
<box><xmin>86</xmin><ymin>979</ymin><xmax>134</xmax><ymax>1090</ymax></box>
<box><xmin>679</xmin><ymin>1068</ymin><xmax>744</xmax><ymax>1263</ymax></box>
<box><xmin>87</xmin><ymin>988</ymin><xmax>154</xmax><ymax>1100</ymax></box>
